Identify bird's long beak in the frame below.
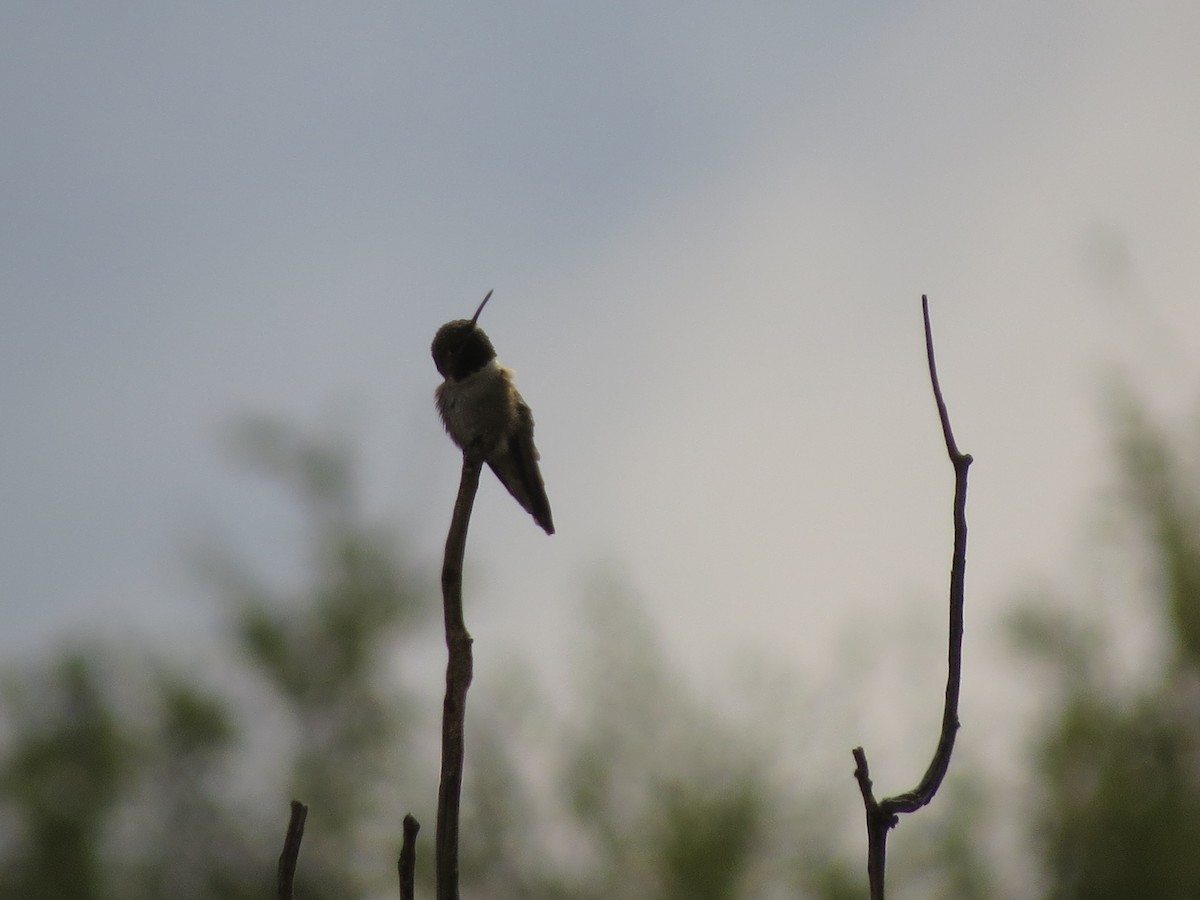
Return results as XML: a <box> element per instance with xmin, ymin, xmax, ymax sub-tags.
<box><xmin>469</xmin><ymin>289</ymin><xmax>494</xmax><ymax>326</ymax></box>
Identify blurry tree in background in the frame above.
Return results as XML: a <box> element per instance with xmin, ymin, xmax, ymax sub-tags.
<box><xmin>456</xmin><ymin>583</ymin><xmax>866</xmax><ymax>900</ymax></box>
<box><xmin>1012</xmin><ymin>389</ymin><xmax>1200</xmax><ymax>899</ymax></box>
<box><xmin>2</xmin><ymin>395</ymin><xmax>1200</xmax><ymax>898</ymax></box>
<box><xmin>0</xmin><ymin>651</ymin><xmax>139</xmax><ymax>900</ymax></box>
<box><xmin>0</xmin><ymin>645</ymin><xmax>268</xmax><ymax>900</ymax></box>
<box><xmin>0</xmin><ymin>417</ymin><xmax>429</xmax><ymax>900</ymax></box>
<box><xmin>205</xmin><ymin>415</ymin><xmax>430</xmax><ymax>896</ymax></box>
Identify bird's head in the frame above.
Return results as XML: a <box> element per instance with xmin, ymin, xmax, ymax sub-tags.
<box><xmin>431</xmin><ymin>290</ymin><xmax>497</xmax><ymax>380</ymax></box>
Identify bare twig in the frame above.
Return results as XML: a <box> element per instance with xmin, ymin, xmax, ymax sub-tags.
<box><xmin>277</xmin><ymin>800</ymin><xmax>308</xmax><ymax>900</ymax></box>
<box><xmin>399</xmin><ymin>813</ymin><xmax>421</xmax><ymax>900</ymax></box>
<box><xmin>852</xmin><ymin>295</ymin><xmax>973</xmax><ymax>899</ymax></box>
<box><xmin>436</xmin><ymin>453</ymin><xmax>483</xmax><ymax>900</ymax></box>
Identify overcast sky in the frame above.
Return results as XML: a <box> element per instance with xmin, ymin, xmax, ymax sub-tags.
<box><xmin>4</xmin><ymin>3</ymin><xmax>1200</xmax><ymax>794</ymax></box>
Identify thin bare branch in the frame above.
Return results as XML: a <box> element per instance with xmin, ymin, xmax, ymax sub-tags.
<box><xmin>399</xmin><ymin>813</ymin><xmax>420</xmax><ymax>900</ymax></box>
<box><xmin>852</xmin><ymin>295</ymin><xmax>973</xmax><ymax>899</ymax></box>
<box><xmin>277</xmin><ymin>800</ymin><xmax>308</xmax><ymax>900</ymax></box>
<box><xmin>852</xmin><ymin>749</ymin><xmax>891</xmax><ymax>900</ymax></box>
<box><xmin>436</xmin><ymin>453</ymin><xmax>482</xmax><ymax>900</ymax></box>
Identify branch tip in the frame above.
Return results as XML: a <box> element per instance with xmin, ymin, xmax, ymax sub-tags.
<box><xmin>399</xmin><ymin>813</ymin><xmax>420</xmax><ymax>900</ymax></box>
<box><xmin>277</xmin><ymin>799</ymin><xmax>309</xmax><ymax>900</ymax></box>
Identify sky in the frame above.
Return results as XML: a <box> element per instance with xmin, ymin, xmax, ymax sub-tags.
<box><xmin>4</xmin><ymin>2</ymin><xmax>1200</xmax><ymax>806</ymax></box>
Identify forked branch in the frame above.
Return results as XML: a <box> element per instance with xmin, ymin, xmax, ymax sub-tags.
<box><xmin>852</xmin><ymin>295</ymin><xmax>973</xmax><ymax>899</ymax></box>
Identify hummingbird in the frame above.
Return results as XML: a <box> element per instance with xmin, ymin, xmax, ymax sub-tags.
<box><xmin>431</xmin><ymin>290</ymin><xmax>555</xmax><ymax>535</ymax></box>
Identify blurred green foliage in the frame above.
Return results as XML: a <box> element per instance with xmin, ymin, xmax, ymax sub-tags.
<box><xmin>0</xmin><ymin>417</ymin><xmax>425</xmax><ymax>900</ymax></box>
<box><xmin>2</xmin><ymin>394</ymin><xmax>1199</xmax><ymax>898</ymax></box>
<box><xmin>456</xmin><ymin>589</ymin><xmax>800</xmax><ymax>900</ymax></box>
<box><xmin>1008</xmin><ymin>391</ymin><xmax>1200</xmax><ymax>900</ymax></box>
<box><xmin>0</xmin><ymin>652</ymin><xmax>136</xmax><ymax>900</ymax></box>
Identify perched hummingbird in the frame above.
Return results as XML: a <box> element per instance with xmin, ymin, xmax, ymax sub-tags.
<box><xmin>431</xmin><ymin>290</ymin><xmax>555</xmax><ymax>535</ymax></box>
